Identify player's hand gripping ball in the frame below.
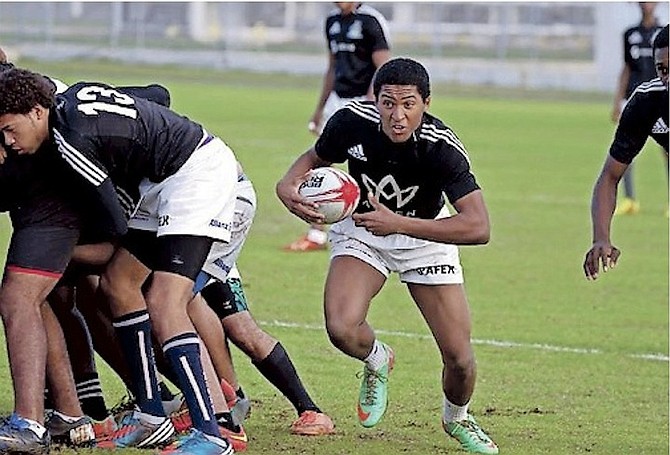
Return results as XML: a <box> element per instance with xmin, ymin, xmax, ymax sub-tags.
<box><xmin>299</xmin><ymin>167</ymin><xmax>360</xmax><ymax>224</ymax></box>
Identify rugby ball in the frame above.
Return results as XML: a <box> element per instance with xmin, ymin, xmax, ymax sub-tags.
<box><xmin>299</xmin><ymin>167</ymin><xmax>360</xmax><ymax>224</ymax></box>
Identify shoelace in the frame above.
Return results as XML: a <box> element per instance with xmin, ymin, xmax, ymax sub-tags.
<box><xmin>357</xmin><ymin>367</ymin><xmax>388</xmax><ymax>406</ymax></box>
<box><xmin>460</xmin><ymin>418</ymin><xmax>492</xmax><ymax>443</ymax></box>
<box><xmin>110</xmin><ymin>393</ymin><xmax>136</xmax><ymax>416</ymax></box>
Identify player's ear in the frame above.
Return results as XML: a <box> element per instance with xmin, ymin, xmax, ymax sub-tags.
<box><xmin>32</xmin><ymin>104</ymin><xmax>47</xmax><ymax>120</ymax></box>
<box><xmin>424</xmin><ymin>96</ymin><xmax>431</xmax><ymax>110</ymax></box>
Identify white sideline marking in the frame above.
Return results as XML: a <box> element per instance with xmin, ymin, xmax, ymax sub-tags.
<box><xmin>259</xmin><ymin>319</ymin><xmax>669</xmax><ymax>363</ymax></box>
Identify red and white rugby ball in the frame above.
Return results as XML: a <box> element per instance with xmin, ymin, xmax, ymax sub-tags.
<box><xmin>299</xmin><ymin>167</ymin><xmax>360</xmax><ymax>224</ymax></box>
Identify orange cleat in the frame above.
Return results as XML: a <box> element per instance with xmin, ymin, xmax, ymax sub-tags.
<box><xmin>283</xmin><ymin>235</ymin><xmax>327</xmax><ymax>252</ymax></box>
<box><xmin>290</xmin><ymin>410</ymin><xmax>335</xmax><ymax>436</ymax></box>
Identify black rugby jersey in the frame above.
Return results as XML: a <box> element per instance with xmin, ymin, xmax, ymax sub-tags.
<box><xmin>51</xmin><ymin>82</ymin><xmax>204</xmax><ymax>234</ymax></box>
<box><xmin>325</xmin><ymin>4</ymin><xmax>390</xmax><ymax>98</ymax></box>
<box><xmin>623</xmin><ymin>23</ymin><xmax>662</xmax><ymax>97</ymax></box>
<box><xmin>315</xmin><ymin>100</ymin><xmax>479</xmax><ymax>219</ymax></box>
<box><xmin>610</xmin><ymin>78</ymin><xmax>669</xmax><ymax>164</ymax></box>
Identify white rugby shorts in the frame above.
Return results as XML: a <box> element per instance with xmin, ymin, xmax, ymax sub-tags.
<box><xmin>328</xmin><ymin>216</ymin><xmax>464</xmax><ymax>285</ymax></box>
<box><xmin>129</xmin><ymin>134</ymin><xmax>238</xmax><ymax>243</ymax></box>
<box><xmin>319</xmin><ymin>92</ymin><xmax>368</xmax><ymax>134</ymax></box>
<box><xmin>201</xmin><ymin>179</ymin><xmax>256</xmax><ymax>283</ymax></box>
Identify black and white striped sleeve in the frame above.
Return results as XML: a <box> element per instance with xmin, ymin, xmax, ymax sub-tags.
<box><xmin>53</xmin><ymin>127</ymin><xmax>128</xmax><ymax>236</ymax></box>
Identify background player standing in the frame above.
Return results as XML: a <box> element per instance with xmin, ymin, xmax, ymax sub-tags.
<box><xmin>285</xmin><ymin>2</ymin><xmax>391</xmax><ymax>252</ymax></box>
<box><xmin>611</xmin><ymin>2</ymin><xmax>664</xmax><ymax>215</ymax></box>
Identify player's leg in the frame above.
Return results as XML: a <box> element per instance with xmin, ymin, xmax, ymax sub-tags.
<box><xmin>42</xmin><ymin>301</ymin><xmax>96</xmax><ymax>447</ymax></box>
<box><xmin>0</xmin><ymin>225</ymin><xmax>80</xmax><ymax>453</ymax></box>
<box><xmin>408</xmin><ymin>283</ymin><xmax>498</xmax><ymax>454</ymax></box>
<box><xmin>324</xmin><ymin>247</ymin><xmax>391</xmax><ymax>428</ymax></box>
<box><xmin>199</xmin><ymin>277</ymin><xmax>334</xmax><ymax>435</ymax></box>
<box><xmin>97</xmin><ymin>245</ymin><xmax>176</xmax><ymax>449</ymax></box>
<box><xmin>615</xmin><ymin>164</ymin><xmax>640</xmax><ymax>215</ymax></box>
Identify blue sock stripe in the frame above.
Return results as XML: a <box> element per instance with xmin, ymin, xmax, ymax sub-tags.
<box><xmin>163</xmin><ymin>339</ymin><xmax>219</xmax><ymax>437</ymax></box>
<box><xmin>113</xmin><ymin>311</ymin><xmax>150</xmax><ymax>328</ymax></box>
<box><xmin>163</xmin><ymin>334</ymin><xmax>200</xmax><ymax>352</ymax></box>
<box><xmin>178</xmin><ymin>356</ymin><xmax>212</xmax><ymax>422</ymax></box>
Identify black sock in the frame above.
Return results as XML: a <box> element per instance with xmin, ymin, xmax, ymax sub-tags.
<box><xmin>77</xmin><ymin>372</ymin><xmax>110</xmax><ymax>421</ymax></box>
<box><xmin>158</xmin><ymin>381</ymin><xmax>176</xmax><ymax>401</ymax></box>
<box><xmin>253</xmin><ymin>342</ymin><xmax>320</xmax><ymax>415</ymax></box>
<box><xmin>215</xmin><ymin>412</ymin><xmax>240</xmax><ymax>432</ymax></box>
<box><xmin>235</xmin><ymin>387</ymin><xmax>246</xmax><ymax>400</ymax></box>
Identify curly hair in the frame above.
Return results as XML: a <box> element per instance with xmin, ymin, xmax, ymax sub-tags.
<box><xmin>0</xmin><ymin>67</ymin><xmax>55</xmax><ymax>116</ymax></box>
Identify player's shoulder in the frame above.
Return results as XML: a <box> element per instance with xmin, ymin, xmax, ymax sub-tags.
<box><xmin>356</xmin><ymin>4</ymin><xmax>388</xmax><ymax>24</ymax></box>
<box><xmin>632</xmin><ymin>78</ymin><xmax>667</xmax><ymax>98</ymax></box>
<box><xmin>418</xmin><ymin>114</ymin><xmax>470</xmax><ymax>158</ymax></box>
<box><xmin>338</xmin><ymin>99</ymin><xmax>380</xmax><ymax>125</ymax></box>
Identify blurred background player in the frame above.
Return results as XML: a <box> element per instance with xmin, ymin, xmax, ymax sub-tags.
<box><xmin>584</xmin><ymin>25</ymin><xmax>668</xmax><ymax>280</ymax></box>
<box><xmin>610</xmin><ymin>2</ymin><xmax>665</xmax><ymax>215</ymax></box>
<box><xmin>285</xmin><ymin>1</ymin><xmax>391</xmax><ymax>252</ymax></box>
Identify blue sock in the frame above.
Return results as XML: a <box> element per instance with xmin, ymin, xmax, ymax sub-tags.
<box><xmin>163</xmin><ymin>333</ymin><xmax>219</xmax><ymax>437</ymax></box>
<box><xmin>112</xmin><ymin>310</ymin><xmax>165</xmax><ymax>416</ymax></box>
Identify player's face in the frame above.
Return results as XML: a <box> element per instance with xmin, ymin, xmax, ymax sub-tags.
<box><xmin>0</xmin><ymin>106</ymin><xmax>49</xmax><ymax>155</ymax></box>
<box><xmin>655</xmin><ymin>46</ymin><xmax>669</xmax><ymax>89</ymax></box>
<box><xmin>376</xmin><ymin>85</ymin><xmax>429</xmax><ymax>143</ymax></box>
<box><xmin>335</xmin><ymin>2</ymin><xmax>357</xmax><ymax>15</ymax></box>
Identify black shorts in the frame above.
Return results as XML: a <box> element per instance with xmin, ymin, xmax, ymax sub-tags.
<box><xmin>5</xmin><ymin>225</ymin><xmax>80</xmax><ymax>278</ymax></box>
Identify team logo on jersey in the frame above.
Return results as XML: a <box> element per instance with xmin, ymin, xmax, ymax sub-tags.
<box><xmin>347</xmin><ymin>144</ymin><xmax>367</xmax><ymax>161</ymax></box>
<box><xmin>329</xmin><ymin>21</ymin><xmax>341</xmax><ymax>36</ymax></box>
<box><xmin>652</xmin><ymin>117</ymin><xmax>669</xmax><ymax>134</ymax></box>
<box><xmin>347</xmin><ymin>20</ymin><xmax>363</xmax><ymax>39</ymax></box>
<box><xmin>629</xmin><ymin>31</ymin><xmax>643</xmax><ymax>44</ymax></box>
<box><xmin>361</xmin><ymin>174</ymin><xmax>419</xmax><ymax>209</ymax></box>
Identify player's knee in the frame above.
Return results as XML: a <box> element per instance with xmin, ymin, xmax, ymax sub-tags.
<box><xmin>444</xmin><ymin>349</ymin><xmax>476</xmax><ymax>381</ymax></box>
<box><xmin>324</xmin><ymin>317</ymin><xmax>354</xmax><ymax>349</ymax></box>
<box><xmin>0</xmin><ymin>272</ymin><xmax>54</xmax><ymax>317</ymax></box>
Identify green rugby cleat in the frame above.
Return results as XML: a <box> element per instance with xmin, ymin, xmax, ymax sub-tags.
<box><xmin>356</xmin><ymin>344</ymin><xmax>394</xmax><ymax>428</ymax></box>
<box><xmin>443</xmin><ymin>414</ymin><xmax>499</xmax><ymax>454</ymax></box>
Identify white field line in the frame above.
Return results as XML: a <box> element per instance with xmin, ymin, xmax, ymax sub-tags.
<box><xmin>258</xmin><ymin>319</ymin><xmax>669</xmax><ymax>363</ymax></box>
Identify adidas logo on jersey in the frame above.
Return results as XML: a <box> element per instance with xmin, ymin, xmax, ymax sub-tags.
<box><xmin>652</xmin><ymin>118</ymin><xmax>669</xmax><ymax>134</ymax></box>
<box><xmin>347</xmin><ymin>144</ymin><xmax>367</xmax><ymax>161</ymax></box>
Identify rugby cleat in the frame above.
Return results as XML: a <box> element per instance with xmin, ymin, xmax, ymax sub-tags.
<box><xmin>356</xmin><ymin>344</ymin><xmax>394</xmax><ymax>428</ymax></box>
<box><xmin>160</xmin><ymin>428</ymin><xmax>233</xmax><ymax>455</ymax></box>
<box><xmin>0</xmin><ymin>413</ymin><xmax>50</xmax><ymax>455</ymax></box>
<box><xmin>96</xmin><ymin>410</ymin><xmax>175</xmax><ymax>449</ymax></box>
<box><xmin>45</xmin><ymin>411</ymin><xmax>96</xmax><ymax>447</ymax></box>
<box><xmin>290</xmin><ymin>410</ymin><xmax>335</xmax><ymax>436</ymax></box>
<box><xmin>443</xmin><ymin>414</ymin><xmax>499</xmax><ymax>454</ymax></box>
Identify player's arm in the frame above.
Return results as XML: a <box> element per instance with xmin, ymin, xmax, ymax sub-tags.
<box><xmin>365</xmin><ymin>49</ymin><xmax>391</xmax><ymax>99</ymax></box>
<box><xmin>276</xmin><ymin>147</ymin><xmax>332</xmax><ymax>223</ymax></box>
<box><xmin>310</xmin><ymin>54</ymin><xmax>337</xmax><ymax>134</ymax></box>
<box><xmin>54</xmin><ymin>129</ymin><xmax>128</xmax><ymax>237</ymax></box>
<box><xmin>612</xmin><ymin>65</ymin><xmax>631</xmax><ymax>122</ymax></box>
<box><xmin>583</xmin><ymin>155</ymin><xmax>626</xmax><ymax>280</ymax></box>
<box><xmin>117</xmin><ymin>84</ymin><xmax>171</xmax><ymax>108</ymax></box>
<box><xmin>354</xmin><ymin>189</ymin><xmax>490</xmax><ymax>245</ymax></box>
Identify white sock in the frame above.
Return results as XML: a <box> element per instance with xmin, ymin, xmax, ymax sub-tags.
<box><xmin>21</xmin><ymin>417</ymin><xmax>47</xmax><ymax>438</ymax></box>
<box><xmin>364</xmin><ymin>340</ymin><xmax>388</xmax><ymax>371</ymax></box>
<box><xmin>443</xmin><ymin>396</ymin><xmax>469</xmax><ymax>423</ymax></box>
<box><xmin>306</xmin><ymin>228</ymin><xmax>328</xmax><ymax>244</ymax></box>
<box><xmin>52</xmin><ymin>410</ymin><xmax>82</xmax><ymax>423</ymax></box>
<box><xmin>135</xmin><ymin>410</ymin><xmax>167</xmax><ymax>425</ymax></box>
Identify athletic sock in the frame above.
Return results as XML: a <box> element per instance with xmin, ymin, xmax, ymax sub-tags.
<box><xmin>364</xmin><ymin>339</ymin><xmax>387</xmax><ymax>371</ymax></box>
<box><xmin>163</xmin><ymin>333</ymin><xmax>218</xmax><ymax>437</ymax></box>
<box><xmin>443</xmin><ymin>396</ymin><xmax>469</xmax><ymax>423</ymax></box>
<box><xmin>253</xmin><ymin>342</ymin><xmax>320</xmax><ymax>415</ymax></box>
<box><xmin>215</xmin><ymin>412</ymin><xmax>240</xmax><ymax>433</ymax></box>
<box><xmin>112</xmin><ymin>310</ymin><xmax>164</xmax><ymax>416</ymax></box>
<box><xmin>235</xmin><ymin>387</ymin><xmax>246</xmax><ymax>400</ymax></box>
<box><xmin>220</xmin><ymin>379</ymin><xmax>237</xmax><ymax>403</ymax></box>
<box><xmin>158</xmin><ymin>381</ymin><xmax>176</xmax><ymax>402</ymax></box>
<box><xmin>76</xmin><ymin>372</ymin><xmax>109</xmax><ymax>420</ymax></box>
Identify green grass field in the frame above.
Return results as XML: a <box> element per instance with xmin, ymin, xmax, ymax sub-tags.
<box><xmin>0</xmin><ymin>59</ymin><xmax>667</xmax><ymax>454</ymax></box>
